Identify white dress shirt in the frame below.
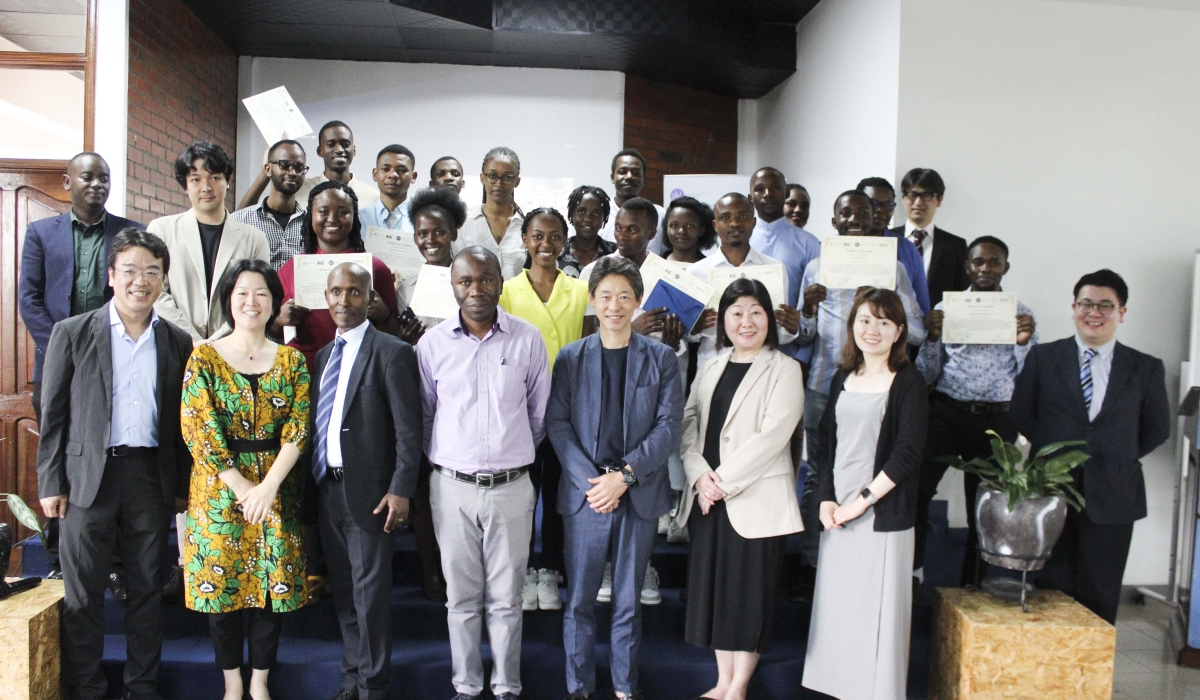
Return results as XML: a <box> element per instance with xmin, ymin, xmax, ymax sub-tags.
<box><xmin>905</xmin><ymin>220</ymin><xmax>937</xmax><ymax>274</ymax></box>
<box><xmin>320</xmin><ymin>320</ymin><xmax>369</xmax><ymax>467</ymax></box>
<box><xmin>1076</xmin><ymin>334</ymin><xmax>1116</xmax><ymax>422</ymax></box>
<box><xmin>598</xmin><ymin>202</ymin><xmax>667</xmax><ymax>254</ymax></box>
<box><xmin>454</xmin><ymin>210</ymin><xmax>526</xmax><ymax>280</ymax></box>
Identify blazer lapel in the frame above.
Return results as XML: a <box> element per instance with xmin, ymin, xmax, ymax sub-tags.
<box><xmin>721</xmin><ymin>350</ymin><xmax>772</xmax><ymax>432</ymax></box>
<box><xmin>1095</xmin><ymin>342</ymin><xmax>1132</xmax><ymax>421</ymax></box>
<box><xmin>623</xmin><ymin>334</ymin><xmax>648</xmax><ymax>445</ymax></box>
<box><xmin>92</xmin><ymin>306</ymin><xmax>114</xmax><ymax>421</ymax></box>
<box><xmin>583</xmin><ymin>335</ymin><xmax>602</xmax><ymax>459</ymax></box>
<box><xmin>1057</xmin><ymin>339</ymin><xmax>1089</xmax><ymax>420</ymax></box>
<box><xmin>180</xmin><ymin>210</ymin><xmax>208</xmax><ymax>300</ymax></box>
<box><xmin>154</xmin><ymin>319</ymin><xmax>171</xmax><ymax>423</ymax></box>
<box><xmin>339</xmin><ymin>325</ymin><xmax>373</xmax><ymax>423</ymax></box>
<box><xmin>928</xmin><ymin>228</ymin><xmax>947</xmax><ymax>280</ymax></box>
<box><xmin>102</xmin><ymin>213</ymin><xmax>123</xmax><ymax>300</ymax></box>
<box><xmin>49</xmin><ymin>214</ymin><xmax>76</xmax><ymax>290</ymax></box>
<box><xmin>210</xmin><ymin>211</ymin><xmax>237</xmax><ymax>299</ymax></box>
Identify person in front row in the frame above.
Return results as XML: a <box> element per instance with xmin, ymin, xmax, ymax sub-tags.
<box><xmin>311</xmin><ymin>262</ymin><xmax>423</xmax><ymax>700</ymax></box>
<box><xmin>803</xmin><ymin>288</ymin><xmax>927</xmax><ymax>700</ymax></box>
<box><xmin>678</xmin><ymin>278</ymin><xmax>804</xmax><ymax>700</ymax></box>
<box><xmin>913</xmin><ymin>236</ymin><xmax>1037</xmax><ymax>588</ymax></box>
<box><xmin>417</xmin><ymin>247</ymin><xmax>550</xmax><ymax>700</ymax></box>
<box><xmin>1011</xmin><ymin>269</ymin><xmax>1170</xmax><ymax>624</ymax></box>
<box><xmin>37</xmin><ymin>228</ymin><xmax>193</xmax><ymax>700</ymax></box>
<box><xmin>180</xmin><ymin>259</ymin><xmax>310</xmax><ymax>700</ymax></box>
<box><xmin>547</xmin><ymin>256</ymin><xmax>684</xmax><ymax>700</ymax></box>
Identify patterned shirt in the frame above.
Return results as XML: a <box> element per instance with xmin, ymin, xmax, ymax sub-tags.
<box><xmin>230</xmin><ymin>198</ymin><xmax>306</xmax><ymax>270</ymax></box>
<box><xmin>916</xmin><ymin>297</ymin><xmax>1037</xmax><ymax>403</ymax></box>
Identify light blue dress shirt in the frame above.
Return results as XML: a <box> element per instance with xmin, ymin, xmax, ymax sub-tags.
<box><xmin>750</xmin><ymin>217</ymin><xmax>822</xmax><ymax>363</ymax></box>
<box><xmin>108</xmin><ymin>303</ymin><xmax>159</xmax><ymax>447</ymax></box>
<box><xmin>359</xmin><ymin>196</ymin><xmax>413</xmax><ymax>233</ymax></box>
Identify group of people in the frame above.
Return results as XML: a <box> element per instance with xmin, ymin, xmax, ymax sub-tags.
<box><xmin>19</xmin><ymin>118</ymin><xmax>1171</xmax><ymax>700</ymax></box>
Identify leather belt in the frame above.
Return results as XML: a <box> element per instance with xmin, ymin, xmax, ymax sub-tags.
<box><xmin>106</xmin><ymin>445</ymin><xmax>157</xmax><ymax>457</ymax></box>
<box><xmin>226</xmin><ymin>437</ymin><xmax>282</xmax><ymax>453</ymax></box>
<box><xmin>935</xmin><ymin>392</ymin><xmax>1010</xmax><ymax>415</ymax></box>
<box><xmin>432</xmin><ymin>464</ymin><xmax>529</xmax><ymax>489</ymax></box>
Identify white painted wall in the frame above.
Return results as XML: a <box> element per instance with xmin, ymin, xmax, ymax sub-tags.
<box><xmin>236</xmin><ymin>58</ymin><xmax>624</xmax><ymax>206</ymax></box>
<box><xmin>93</xmin><ymin>0</ymin><xmax>130</xmax><ymax>216</ymax></box>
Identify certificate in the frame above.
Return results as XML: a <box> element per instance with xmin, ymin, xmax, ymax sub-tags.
<box><xmin>291</xmin><ymin>253</ymin><xmax>373</xmax><ymax>308</ymax></box>
<box><xmin>364</xmin><ymin>226</ymin><xmax>424</xmax><ymax>281</ymax></box>
<box><xmin>241</xmin><ymin>86</ymin><xmax>313</xmax><ymax>145</ymax></box>
<box><xmin>409</xmin><ymin>265</ymin><xmax>458</xmax><ymax>320</ymax></box>
<box><xmin>707</xmin><ymin>264</ymin><xmax>788</xmax><ymax>310</ymax></box>
<box><xmin>819</xmin><ymin>237</ymin><xmax>897</xmax><ymax>290</ymax></box>
<box><xmin>640</xmin><ymin>256</ymin><xmax>713</xmax><ymax>308</ymax></box>
<box><xmin>942</xmin><ymin>292</ymin><xmax>1018</xmax><ymax>345</ymax></box>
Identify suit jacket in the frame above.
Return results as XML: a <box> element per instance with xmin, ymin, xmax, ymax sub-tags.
<box><xmin>676</xmin><ymin>349</ymin><xmax>805</xmax><ymax>539</ymax></box>
<box><xmin>149</xmin><ymin>209</ymin><xmax>271</xmax><ymax>341</ymax></box>
<box><xmin>310</xmin><ymin>324</ymin><xmax>423</xmax><ymax>532</ymax></box>
<box><xmin>546</xmin><ymin>332</ymin><xmax>684</xmax><ymax>520</ymax></box>
<box><xmin>889</xmin><ymin>225</ymin><xmax>969</xmax><ymax>307</ymax></box>
<box><xmin>1010</xmin><ymin>337</ymin><xmax>1170</xmax><ymax>525</ymax></box>
<box><xmin>36</xmin><ymin>303</ymin><xmax>194</xmax><ymax>508</ymax></box>
<box><xmin>18</xmin><ymin>210</ymin><xmax>144</xmax><ymax>381</ymax></box>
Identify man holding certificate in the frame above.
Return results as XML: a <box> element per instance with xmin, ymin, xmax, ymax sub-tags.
<box><xmin>914</xmin><ymin>236</ymin><xmax>1037</xmax><ymax>587</ymax></box>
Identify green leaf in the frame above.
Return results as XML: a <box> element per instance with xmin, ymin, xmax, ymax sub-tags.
<box><xmin>1</xmin><ymin>493</ymin><xmax>43</xmax><ymax>533</ymax></box>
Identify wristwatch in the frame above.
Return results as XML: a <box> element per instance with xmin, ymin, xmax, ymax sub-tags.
<box><xmin>622</xmin><ymin>467</ymin><xmax>637</xmax><ymax>487</ymax></box>
<box><xmin>860</xmin><ymin>487</ymin><xmax>879</xmax><ymax>506</ymax></box>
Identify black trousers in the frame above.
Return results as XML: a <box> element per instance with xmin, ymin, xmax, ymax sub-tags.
<box><xmin>1036</xmin><ymin>506</ymin><xmax>1134</xmax><ymax>624</ymax></box>
<box><xmin>914</xmin><ymin>395</ymin><xmax>1017</xmax><ymax>586</ymax></box>
<box><xmin>60</xmin><ymin>452</ymin><xmax>168</xmax><ymax>700</ymax></box>
<box><xmin>208</xmin><ymin>607</ymin><xmax>284</xmax><ymax>670</ymax></box>
<box><xmin>528</xmin><ymin>438</ymin><xmax>564</xmax><ymax>573</ymax></box>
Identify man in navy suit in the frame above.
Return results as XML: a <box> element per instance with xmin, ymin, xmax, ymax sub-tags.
<box><xmin>19</xmin><ymin>152</ymin><xmax>143</xmax><ymax>581</ymax></box>
<box><xmin>547</xmin><ymin>256</ymin><xmax>684</xmax><ymax>700</ymax></box>
<box><xmin>1011</xmin><ymin>269</ymin><xmax>1170</xmax><ymax>623</ymax></box>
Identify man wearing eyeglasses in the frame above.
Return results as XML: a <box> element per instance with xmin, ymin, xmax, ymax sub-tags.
<box><xmin>1011</xmin><ymin>269</ymin><xmax>1169</xmax><ymax>624</ymax></box>
<box><xmin>859</xmin><ymin>177</ymin><xmax>930</xmax><ymax>315</ymax></box>
<box><xmin>889</xmin><ymin>168</ymin><xmax>969</xmax><ymax>307</ymax></box>
<box><xmin>230</xmin><ymin>139</ymin><xmax>309</xmax><ymax>270</ymax></box>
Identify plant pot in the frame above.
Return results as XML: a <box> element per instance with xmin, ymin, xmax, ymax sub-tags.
<box><xmin>974</xmin><ymin>485</ymin><xmax>1068</xmax><ymax>572</ymax></box>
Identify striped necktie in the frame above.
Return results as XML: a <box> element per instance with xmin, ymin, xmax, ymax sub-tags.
<box><xmin>312</xmin><ymin>336</ymin><xmax>346</xmax><ymax>483</ymax></box>
<box><xmin>911</xmin><ymin>229</ymin><xmax>928</xmax><ymax>255</ymax></box>
<box><xmin>1081</xmin><ymin>347</ymin><xmax>1097</xmax><ymax>415</ymax></box>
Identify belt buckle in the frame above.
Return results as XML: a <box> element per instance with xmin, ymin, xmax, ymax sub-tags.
<box><xmin>476</xmin><ymin>472</ymin><xmax>496</xmax><ymax>489</ymax></box>
<box><xmin>108</xmin><ymin>445</ymin><xmax>126</xmax><ymax>457</ymax></box>
<box><xmin>969</xmin><ymin>402</ymin><xmax>986</xmax><ymax>415</ymax></box>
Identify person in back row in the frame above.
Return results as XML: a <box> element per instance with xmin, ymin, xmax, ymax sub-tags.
<box><xmin>598</xmin><ymin>149</ymin><xmax>666</xmax><ymax>254</ymax></box>
<box><xmin>360</xmin><ymin>144</ymin><xmax>419</xmax><ymax>233</ymax></box>
<box><xmin>429</xmin><ymin>156</ymin><xmax>466</xmax><ymax>192</ymax></box>
<box><xmin>456</xmin><ymin>146</ymin><xmax>526</xmax><ymax>280</ymax></box>
<box><xmin>783</xmin><ymin>183</ymin><xmax>810</xmax><ymax>230</ymax></box>
<box><xmin>858</xmin><ymin>177</ymin><xmax>929</xmax><ymax>315</ymax></box>
<box><xmin>890</xmin><ymin>167</ymin><xmax>968</xmax><ymax>308</ymax></box>
<box><xmin>230</xmin><ymin>139</ymin><xmax>308</xmax><ymax>270</ymax></box>
<box><xmin>554</xmin><ymin>185</ymin><xmax>616</xmax><ymax>277</ymax></box>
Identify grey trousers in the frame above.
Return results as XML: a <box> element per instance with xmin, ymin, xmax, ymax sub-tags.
<box><xmin>60</xmin><ymin>453</ymin><xmax>168</xmax><ymax>700</ymax></box>
<box><xmin>430</xmin><ymin>470</ymin><xmax>536</xmax><ymax>697</ymax></box>
<box><xmin>319</xmin><ymin>479</ymin><xmax>397</xmax><ymax>700</ymax></box>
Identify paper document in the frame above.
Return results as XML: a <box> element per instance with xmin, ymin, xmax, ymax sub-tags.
<box><xmin>364</xmin><ymin>226</ymin><xmax>424</xmax><ymax>281</ymax></box>
<box><xmin>819</xmin><ymin>237</ymin><xmax>898</xmax><ymax>290</ymax></box>
<box><xmin>291</xmin><ymin>253</ymin><xmax>374</xmax><ymax>308</ymax></box>
<box><xmin>942</xmin><ymin>292</ymin><xmax>1018</xmax><ymax>344</ymax></box>
<box><xmin>707</xmin><ymin>264</ymin><xmax>788</xmax><ymax>310</ymax></box>
<box><xmin>242</xmin><ymin>86</ymin><xmax>313</xmax><ymax>145</ymax></box>
<box><xmin>409</xmin><ymin>265</ymin><xmax>458</xmax><ymax>320</ymax></box>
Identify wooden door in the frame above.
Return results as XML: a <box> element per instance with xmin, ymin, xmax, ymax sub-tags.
<box><xmin>0</xmin><ymin>160</ymin><xmax>70</xmax><ymax>545</ymax></box>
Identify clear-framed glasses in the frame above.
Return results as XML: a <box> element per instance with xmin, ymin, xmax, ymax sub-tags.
<box><xmin>483</xmin><ymin>172</ymin><xmax>517</xmax><ymax>185</ymax></box>
<box><xmin>1075</xmin><ymin>300</ymin><xmax>1118</xmax><ymax>315</ymax></box>
<box><xmin>902</xmin><ymin>190</ymin><xmax>937</xmax><ymax>203</ymax></box>
<box><xmin>271</xmin><ymin>160</ymin><xmax>309</xmax><ymax>174</ymax></box>
<box><xmin>118</xmin><ymin>267</ymin><xmax>163</xmax><ymax>281</ymax></box>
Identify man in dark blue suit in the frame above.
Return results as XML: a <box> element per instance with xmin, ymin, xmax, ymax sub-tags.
<box><xmin>19</xmin><ymin>152</ymin><xmax>143</xmax><ymax>581</ymax></box>
<box><xmin>1011</xmin><ymin>269</ymin><xmax>1170</xmax><ymax>623</ymax></box>
<box><xmin>547</xmin><ymin>256</ymin><xmax>684</xmax><ymax>700</ymax></box>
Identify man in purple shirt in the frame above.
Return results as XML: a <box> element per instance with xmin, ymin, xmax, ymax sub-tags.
<box><xmin>417</xmin><ymin>246</ymin><xmax>550</xmax><ymax>700</ymax></box>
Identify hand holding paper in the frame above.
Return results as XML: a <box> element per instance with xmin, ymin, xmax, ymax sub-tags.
<box><xmin>242</xmin><ymin>86</ymin><xmax>313</xmax><ymax>145</ymax></box>
<box><xmin>941</xmin><ymin>291</ymin><xmax>1018</xmax><ymax>344</ymax></box>
<box><xmin>819</xmin><ymin>237</ymin><xmax>897</xmax><ymax>290</ymax></box>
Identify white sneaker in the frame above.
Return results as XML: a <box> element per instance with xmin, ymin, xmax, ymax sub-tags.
<box><xmin>658</xmin><ymin>513</ymin><xmax>670</xmax><ymax>535</ymax></box>
<box><xmin>521</xmin><ymin>568</ymin><xmax>538</xmax><ymax>611</ymax></box>
<box><xmin>640</xmin><ymin>566</ymin><xmax>661</xmax><ymax>606</ymax></box>
<box><xmin>667</xmin><ymin>519</ymin><xmax>689</xmax><ymax>544</ymax></box>
<box><xmin>597</xmin><ymin>562</ymin><xmax>613</xmax><ymax>603</ymax></box>
<box><xmin>537</xmin><ymin>568</ymin><xmax>563</xmax><ymax>610</ymax></box>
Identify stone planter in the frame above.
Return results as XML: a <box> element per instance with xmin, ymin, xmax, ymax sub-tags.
<box><xmin>975</xmin><ymin>486</ymin><xmax>1068</xmax><ymax>572</ymax></box>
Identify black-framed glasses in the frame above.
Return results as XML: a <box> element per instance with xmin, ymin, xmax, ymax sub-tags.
<box><xmin>1075</xmin><ymin>301</ymin><xmax>1118</xmax><ymax>315</ymax></box>
<box><xmin>271</xmin><ymin>160</ymin><xmax>309</xmax><ymax>174</ymax></box>
<box><xmin>903</xmin><ymin>190</ymin><xmax>937</xmax><ymax>203</ymax></box>
<box><xmin>869</xmin><ymin>199</ymin><xmax>897</xmax><ymax>212</ymax></box>
<box><xmin>483</xmin><ymin>172</ymin><xmax>518</xmax><ymax>185</ymax></box>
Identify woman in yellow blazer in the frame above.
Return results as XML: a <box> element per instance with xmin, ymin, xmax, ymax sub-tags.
<box><xmin>499</xmin><ymin>207</ymin><xmax>589</xmax><ymax>611</ymax></box>
<box><xmin>677</xmin><ymin>277</ymin><xmax>804</xmax><ymax>700</ymax></box>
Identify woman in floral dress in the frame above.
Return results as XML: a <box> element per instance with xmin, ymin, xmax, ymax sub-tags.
<box><xmin>180</xmin><ymin>258</ymin><xmax>310</xmax><ymax>700</ymax></box>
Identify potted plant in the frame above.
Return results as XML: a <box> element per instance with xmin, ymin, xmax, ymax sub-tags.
<box><xmin>941</xmin><ymin>431</ymin><xmax>1089</xmax><ymax>610</ymax></box>
<box><xmin>0</xmin><ymin>492</ymin><xmax>47</xmax><ymax>597</ymax></box>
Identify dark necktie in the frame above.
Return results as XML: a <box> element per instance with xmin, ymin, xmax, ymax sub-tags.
<box><xmin>911</xmin><ymin>229</ymin><xmax>928</xmax><ymax>255</ymax></box>
<box><xmin>1081</xmin><ymin>347</ymin><xmax>1097</xmax><ymax>416</ymax></box>
<box><xmin>312</xmin><ymin>336</ymin><xmax>346</xmax><ymax>483</ymax></box>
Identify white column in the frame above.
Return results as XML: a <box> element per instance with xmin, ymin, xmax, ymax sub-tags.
<box><xmin>92</xmin><ymin>0</ymin><xmax>130</xmax><ymax>216</ymax></box>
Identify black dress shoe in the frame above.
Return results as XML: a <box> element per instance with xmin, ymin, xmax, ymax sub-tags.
<box><xmin>330</xmin><ymin>688</ymin><xmax>356</xmax><ymax>700</ymax></box>
<box><xmin>162</xmin><ymin>565</ymin><xmax>184</xmax><ymax>603</ymax></box>
<box><xmin>109</xmin><ymin>570</ymin><xmax>127</xmax><ymax>601</ymax></box>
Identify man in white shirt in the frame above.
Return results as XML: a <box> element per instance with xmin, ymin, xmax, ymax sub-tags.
<box><xmin>598</xmin><ymin>149</ymin><xmax>666</xmax><ymax>254</ymax></box>
<box><xmin>295</xmin><ymin>120</ymin><xmax>380</xmax><ymax>209</ymax></box>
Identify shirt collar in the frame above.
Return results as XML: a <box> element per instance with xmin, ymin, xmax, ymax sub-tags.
<box><xmin>108</xmin><ymin>302</ymin><xmax>159</xmax><ymax>331</ymax></box>
<box><xmin>712</xmin><ymin>246</ymin><xmax>764</xmax><ymax>266</ymax></box>
<box><xmin>1075</xmin><ymin>334</ymin><xmax>1116</xmax><ymax>359</ymax></box>
<box><xmin>335</xmin><ymin>319</ymin><xmax>370</xmax><ymax>344</ymax></box>
<box><xmin>905</xmin><ymin>221</ymin><xmax>936</xmax><ymax>238</ymax></box>
<box><xmin>451</xmin><ymin>306</ymin><xmax>509</xmax><ymax>339</ymax></box>
<box><xmin>258</xmin><ymin>197</ymin><xmax>305</xmax><ymax>219</ymax></box>
<box><xmin>608</xmin><ymin>249</ymin><xmax>660</xmax><ymax>268</ymax></box>
<box><xmin>757</xmin><ymin>216</ymin><xmax>793</xmax><ymax>235</ymax></box>
<box><xmin>70</xmin><ymin>208</ymin><xmax>107</xmax><ymax>232</ymax></box>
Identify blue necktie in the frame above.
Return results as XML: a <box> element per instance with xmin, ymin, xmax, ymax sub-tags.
<box><xmin>312</xmin><ymin>337</ymin><xmax>346</xmax><ymax>483</ymax></box>
<box><xmin>1081</xmin><ymin>347</ymin><xmax>1097</xmax><ymax>416</ymax></box>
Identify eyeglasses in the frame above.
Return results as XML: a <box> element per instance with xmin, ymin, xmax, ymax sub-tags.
<box><xmin>902</xmin><ymin>191</ymin><xmax>938</xmax><ymax>203</ymax></box>
<box><xmin>483</xmin><ymin>172</ymin><xmax>518</xmax><ymax>185</ymax></box>
<box><xmin>1075</xmin><ymin>301</ymin><xmax>1118</xmax><ymax>315</ymax></box>
<box><xmin>117</xmin><ymin>267</ymin><xmax>163</xmax><ymax>281</ymax></box>
<box><xmin>869</xmin><ymin>199</ymin><xmax>897</xmax><ymax>212</ymax></box>
<box><xmin>271</xmin><ymin>161</ymin><xmax>309</xmax><ymax>174</ymax></box>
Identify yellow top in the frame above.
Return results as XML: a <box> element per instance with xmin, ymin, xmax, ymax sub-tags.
<box><xmin>499</xmin><ymin>269</ymin><xmax>589</xmax><ymax>371</ymax></box>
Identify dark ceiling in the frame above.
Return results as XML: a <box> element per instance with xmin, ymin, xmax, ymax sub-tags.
<box><xmin>184</xmin><ymin>0</ymin><xmax>820</xmax><ymax>98</ymax></box>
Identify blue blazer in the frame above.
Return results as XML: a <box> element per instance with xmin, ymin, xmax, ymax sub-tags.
<box><xmin>547</xmin><ymin>332</ymin><xmax>684</xmax><ymax>520</ymax></box>
<box><xmin>18</xmin><ymin>210</ymin><xmax>143</xmax><ymax>381</ymax></box>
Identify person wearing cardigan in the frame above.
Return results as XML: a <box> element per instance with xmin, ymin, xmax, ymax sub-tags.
<box><xmin>802</xmin><ymin>288</ymin><xmax>928</xmax><ymax>700</ymax></box>
<box><xmin>677</xmin><ymin>278</ymin><xmax>805</xmax><ymax>700</ymax></box>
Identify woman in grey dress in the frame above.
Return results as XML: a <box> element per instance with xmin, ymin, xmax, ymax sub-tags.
<box><xmin>802</xmin><ymin>288</ymin><xmax>928</xmax><ymax>700</ymax></box>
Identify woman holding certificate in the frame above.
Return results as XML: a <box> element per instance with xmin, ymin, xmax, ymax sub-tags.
<box><xmin>394</xmin><ymin>186</ymin><xmax>468</xmax><ymax>345</ymax></box>
<box><xmin>677</xmin><ymin>278</ymin><xmax>804</xmax><ymax>700</ymax></box>
<box><xmin>273</xmin><ymin>180</ymin><xmax>401</xmax><ymax>368</ymax></box>
<box><xmin>802</xmin><ymin>288</ymin><xmax>927</xmax><ymax>700</ymax></box>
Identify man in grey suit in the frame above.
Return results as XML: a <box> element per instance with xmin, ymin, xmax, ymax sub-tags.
<box><xmin>310</xmin><ymin>262</ymin><xmax>423</xmax><ymax>700</ymax></box>
<box><xmin>547</xmin><ymin>256</ymin><xmax>684</xmax><ymax>700</ymax></box>
<box><xmin>37</xmin><ymin>228</ymin><xmax>194</xmax><ymax>700</ymax></box>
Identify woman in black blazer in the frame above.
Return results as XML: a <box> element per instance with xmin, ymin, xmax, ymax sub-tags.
<box><xmin>802</xmin><ymin>288</ymin><xmax>927</xmax><ymax>700</ymax></box>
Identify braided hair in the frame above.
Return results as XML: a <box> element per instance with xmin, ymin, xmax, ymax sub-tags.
<box><xmin>302</xmin><ymin>180</ymin><xmax>364</xmax><ymax>254</ymax></box>
<box><xmin>565</xmin><ymin>185</ymin><xmax>612</xmax><ymax>230</ymax></box>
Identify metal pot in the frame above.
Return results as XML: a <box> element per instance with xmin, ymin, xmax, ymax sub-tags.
<box><xmin>974</xmin><ymin>485</ymin><xmax>1068</xmax><ymax>572</ymax></box>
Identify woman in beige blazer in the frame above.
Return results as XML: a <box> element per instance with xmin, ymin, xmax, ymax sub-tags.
<box><xmin>677</xmin><ymin>277</ymin><xmax>804</xmax><ymax>700</ymax></box>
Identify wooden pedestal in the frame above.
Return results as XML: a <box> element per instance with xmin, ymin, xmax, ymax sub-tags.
<box><xmin>930</xmin><ymin>587</ymin><xmax>1115</xmax><ymax>700</ymax></box>
<box><xmin>0</xmin><ymin>579</ymin><xmax>64</xmax><ymax>700</ymax></box>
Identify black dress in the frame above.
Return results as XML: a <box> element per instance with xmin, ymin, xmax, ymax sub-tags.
<box><xmin>684</xmin><ymin>361</ymin><xmax>787</xmax><ymax>653</ymax></box>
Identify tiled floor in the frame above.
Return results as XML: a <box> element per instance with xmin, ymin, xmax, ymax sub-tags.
<box><xmin>1115</xmin><ymin>599</ymin><xmax>1200</xmax><ymax>699</ymax></box>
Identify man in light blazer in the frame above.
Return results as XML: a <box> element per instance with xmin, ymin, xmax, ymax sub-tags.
<box><xmin>309</xmin><ymin>262</ymin><xmax>423</xmax><ymax>700</ymax></box>
<box><xmin>150</xmin><ymin>141</ymin><xmax>271</xmax><ymax>343</ymax></box>
<box><xmin>547</xmin><ymin>256</ymin><xmax>684</xmax><ymax>700</ymax></box>
<box><xmin>37</xmin><ymin>229</ymin><xmax>193</xmax><ymax>700</ymax></box>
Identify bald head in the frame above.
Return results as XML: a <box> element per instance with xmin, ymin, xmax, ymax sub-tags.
<box><xmin>64</xmin><ymin>152</ymin><xmax>111</xmax><ymax>221</ymax></box>
<box><xmin>326</xmin><ymin>261</ymin><xmax>374</xmax><ymax>330</ymax></box>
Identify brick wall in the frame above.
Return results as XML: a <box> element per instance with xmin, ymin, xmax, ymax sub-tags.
<box><xmin>622</xmin><ymin>74</ymin><xmax>739</xmax><ymax>206</ymax></box>
<box><xmin>125</xmin><ymin>0</ymin><xmax>238</xmax><ymax>223</ymax></box>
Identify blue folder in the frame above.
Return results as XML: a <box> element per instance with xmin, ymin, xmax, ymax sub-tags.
<box><xmin>644</xmin><ymin>279</ymin><xmax>706</xmax><ymax>334</ymax></box>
